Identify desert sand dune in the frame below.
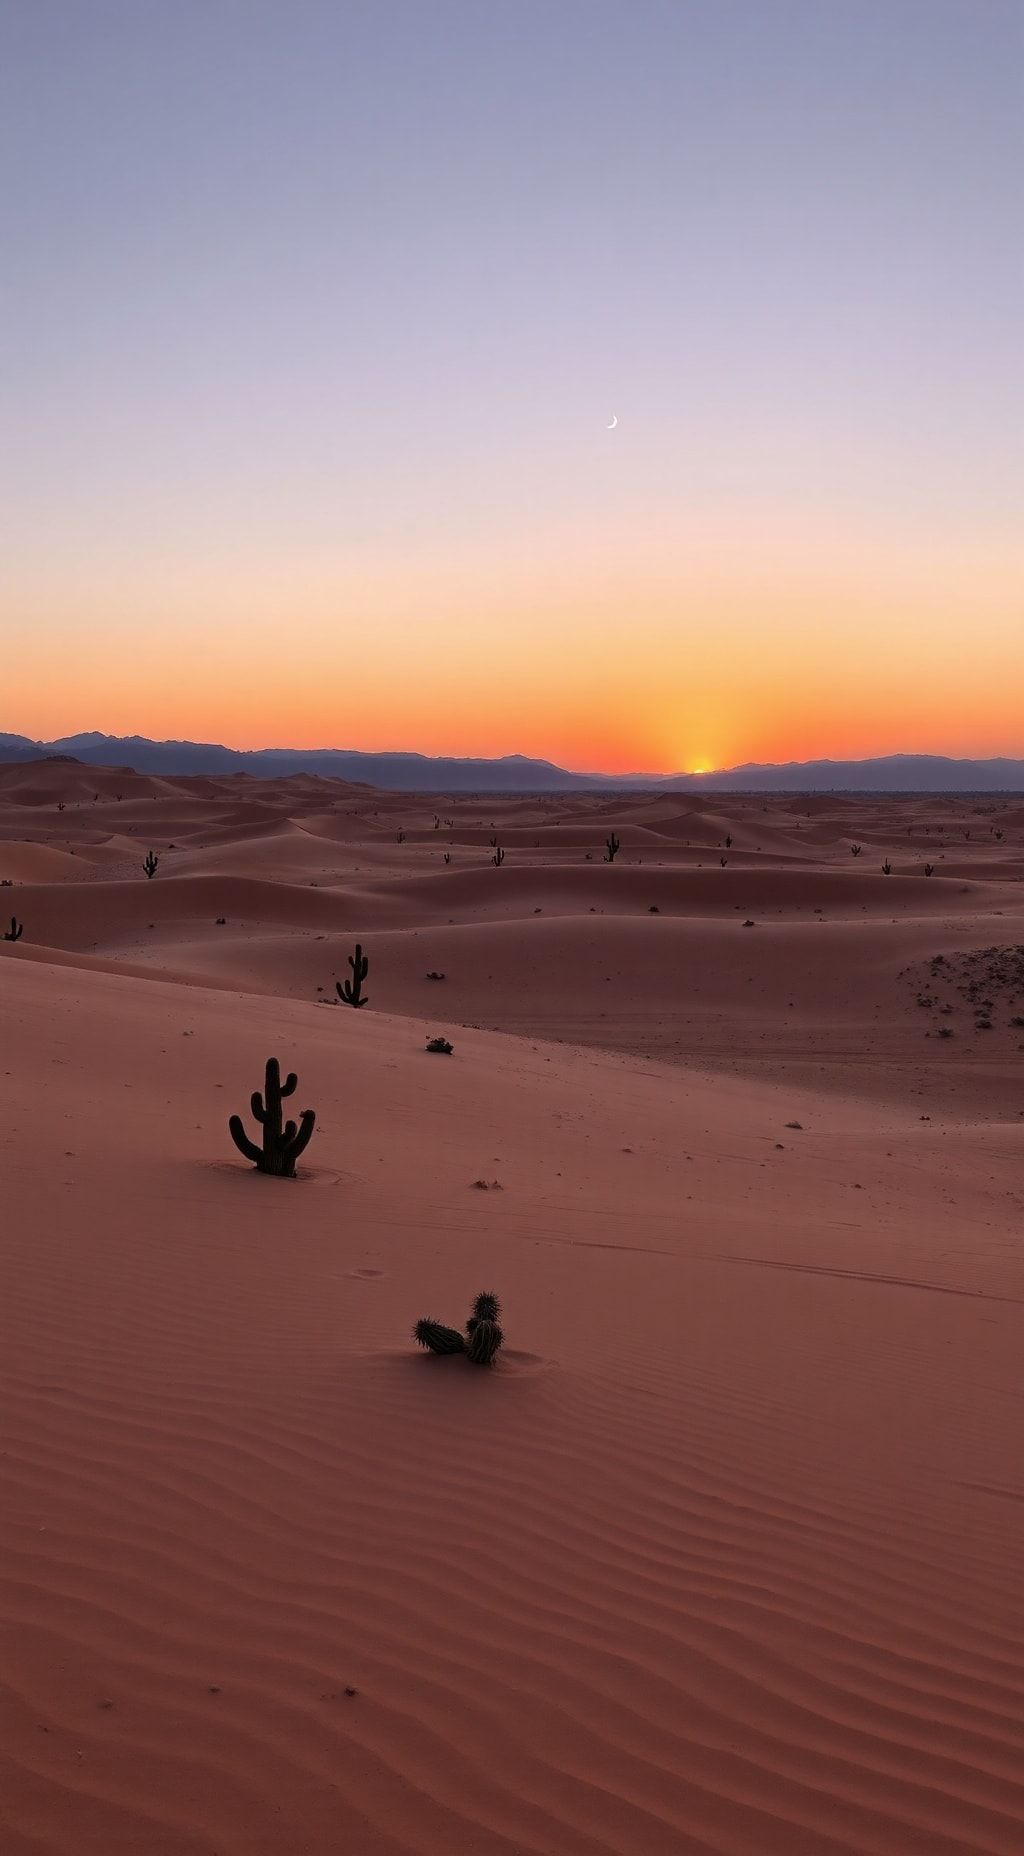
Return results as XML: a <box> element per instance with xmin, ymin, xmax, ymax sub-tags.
<box><xmin>2</xmin><ymin>763</ymin><xmax>1024</xmax><ymax>1855</ymax></box>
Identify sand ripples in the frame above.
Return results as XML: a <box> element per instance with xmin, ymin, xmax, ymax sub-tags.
<box><xmin>4</xmin><ymin>1285</ymin><xmax>1024</xmax><ymax>1856</ymax></box>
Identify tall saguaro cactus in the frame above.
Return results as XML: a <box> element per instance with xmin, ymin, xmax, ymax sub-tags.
<box><xmin>337</xmin><ymin>943</ymin><xmax>369</xmax><ymax>1007</ymax></box>
<box><xmin>228</xmin><ymin>1057</ymin><xmax>316</xmax><ymax>1177</ymax></box>
<box><xmin>604</xmin><ymin>833</ymin><xmax>620</xmax><ymax>862</ymax></box>
<box><xmin>3</xmin><ymin>916</ymin><xmax>23</xmax><ymax>942</ymax></box>
<box><xmin>143</xmin><ymin>851</ymin><xmax>159</xmax><ymax>878</ymax></box>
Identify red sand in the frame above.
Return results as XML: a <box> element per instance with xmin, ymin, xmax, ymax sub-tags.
<box><xmin>2</xmin><ymin>762</ymin><xmax>1023</xmax><ymax>1854</ymax></box>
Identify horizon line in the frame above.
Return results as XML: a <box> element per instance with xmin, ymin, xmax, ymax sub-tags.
<box><xmin>5</xmin><ymin>726</ymin><xmax>1024</xmax><ymax>781</ymax></box>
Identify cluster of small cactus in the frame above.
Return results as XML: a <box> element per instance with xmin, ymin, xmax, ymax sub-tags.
<box><xmin>337</xmin><ymin>943</ymin><xmax>369</xmax><ymax>1007</ymax></box>
<box><xmin>414</xmin><ymin>1291</ymin><xmax>504</xmax><ymax>1366</ymax></box>
<box><xmin>228</xmin><ymin>1057</ymin><xmax>316</xmax><ymax>1177</ymax></box>
<box><xmin>3</xmin><ymin>915</ymin><xmax>23</xmax><ymax>942</ymax></box>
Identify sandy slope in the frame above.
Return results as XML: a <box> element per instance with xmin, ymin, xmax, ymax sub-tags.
<box><xmin>2</xmin><ymin>762</ymin><xmax>1024</xmax><ymax>1854</ymax></box>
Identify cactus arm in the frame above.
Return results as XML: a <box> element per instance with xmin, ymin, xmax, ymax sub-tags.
<box><xmin>414</xmin><ymin>1319</ymin><xmax>466</xmax><ymax>1355</ymax></box>
<box><xmin>282</xmin><ymin>1118</ymin><xmax>297</xmax><ymax>1143</ymax></box>
<box><xmin>280</xmin><ymin>1072</ymin><xmax>298</xmax><ymax>1096</ymax></box>
<box><xmin>286</xmin><ymin>1109</ymin><xmax>316</xmax><ymax>1161</ymax></box>
<box><xmin>251</xmin><ymin>1092</ymin><xmax>267</xmax><ymax>1121</ymax></box>
<box><xmin>469</xmin><ymin>1291</ymin><xmax>500</xmax><ymax>1325</ymax></box>
<box><xmin>228</xmin><ymin>1115</ymin><xmax>262</xmax><ymax>1165</ymax></box>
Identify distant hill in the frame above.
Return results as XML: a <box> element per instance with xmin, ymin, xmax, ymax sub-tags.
<box><xmin>662</xmin><ymin>754</ymin><xmax>1024</xmax><ymax>794</ymax></box>
<box><xmin>0</xmin><ymin>732</ymin><xmax>596</xmax><ymax>790</ymax></box>
<box><xmin>1</xmin><ymin>732</ymin><xmax>1023</xmax><ymax>792</ymax></box>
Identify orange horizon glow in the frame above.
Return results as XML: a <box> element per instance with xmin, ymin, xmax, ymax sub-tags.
<box><xmin>8</xmin><ymin>691</ymin><xmax>1024</xmax><ymax>778</ymax></box>
<box><xmin>5</xmin><ymin>509</ymin><xmax>1022</xmax><ymax>775</ymax></box>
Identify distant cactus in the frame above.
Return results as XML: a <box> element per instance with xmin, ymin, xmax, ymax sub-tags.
<box><xmin>425</xmin><ymin>970</ymin><xmax>446</xmax><ymax>981</ymax></box>
<box><xmin>57</xmin><ymin>801</ymin><xmax>64</xmax><ymax>812</ymax></box>
<box><xmin>492</xmin><ymin>846</ymin><xmax>504</xmax><ymax>866</ymax></box>
<box><xmin>604</xmin><ymin>833</ymin><xmax>620</xmax><ymax>862</ymax></box>
<box><xmin>426</xmin><ymin>1036</ymin><xmax>453</xmax><ymax>1054</ymax></box>
<box><xmin>396</xmin><ymin>829</ymin><xmax>405</xmax><ymax>843</ymax></box>
<box><xmin>924</xmin><ymin>863</ymin><xmax>934</xmax><ymax>876</ymax></box>
<box><xmin>443</xmin><ymin>851</ymin><xmax>451</xmax><ymax>864</ymax></box>
<box><xmin>433</xmin><ymin>815</ymin><xmax>440</xmax><ymax>829</ymax></box>
<box><xmin>3</xmin><ymin>915</ymin><xmax>23</xmax><ymax>942</ymax></box>
<box><xmin>228</xmin><ymin>1057</ymin><xmax>316</xmax><ymax>1177</ymax></box>
<box><xmin>850</xmin><ymin>843</ymin><xmax>862</xmax><ymax>857</ymax></box>
<box><xmin>720</xmin><ymin>856</ymin><xmax>728</xmax><ymax>867</ymax></box>
<box><xmin>336</xmin><ymin>942</ymin><xmax>369</xmax><ymax>1007</ymax></box>
<box><xmin>414</xmin><ymin>1319</ymin><xmax>466</xmax><ymax>1355</ymax></box>
<box><xmin>724</xmin><ymin>834</ymin><xmax>732</xmax><ymax>849</ymax></box>
<box><xmin>882</xmin><ymin>860</ymin><xmax>892</xmax><ymax>875</ymax></box>
<box><xmin>143</xmin><ymin>851</ymin><xmax>159</xmax><ymax>878</ymax></box>
<box><xmin>489</xmin><ymin>835</ymin><xmax>498</xmax><ymax>847</ymax></box>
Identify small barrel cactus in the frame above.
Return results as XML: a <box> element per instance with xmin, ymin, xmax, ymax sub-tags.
<box><xmin>466</xmin><ymin>1291</ymin><xmax>500</xmax><ymax>1331</ymax></box>
<box><xmin>413</xmin><ymin>1290</ymin><xmax>506</xmax><ymax>1365</ymax></box>
<box><xmin>466</xmin><ymin>1318</ymin><xmax>504</xmax><ymax>1366</ymax></box>
<box><xmin>414</xmin><ymin>1319</ymin><xmax>466</xmax><ymax>1355</ymax></box>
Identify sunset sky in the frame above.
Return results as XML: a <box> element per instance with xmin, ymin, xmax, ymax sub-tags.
<box><xmin>2</xmin><ymin>0</ymin><xmax>1021</xmax><ymax>773</ymax></box>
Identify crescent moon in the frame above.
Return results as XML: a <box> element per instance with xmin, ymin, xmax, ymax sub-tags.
<box><xmin>607</xmin><ymin>414</ymin><xmax>618</xmax><ymax>429</ymax></box>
